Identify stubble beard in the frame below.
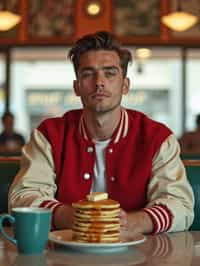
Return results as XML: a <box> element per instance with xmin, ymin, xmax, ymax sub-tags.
<box><xmin>85</xmin><ymin>98</ymin><xmax>122</xmax><ymax>115</ymax></box>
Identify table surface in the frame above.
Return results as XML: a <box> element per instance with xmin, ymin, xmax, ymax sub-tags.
<box><xmin>1</xmin><ymin>229</ymin><xmax>200</xmax><ymax>266</ymax></box>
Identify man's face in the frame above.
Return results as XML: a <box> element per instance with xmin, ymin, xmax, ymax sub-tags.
<box><xmin>74</xmin><ymin>50</ymin><xmax>129</xmax><ymax>114</ymax></box>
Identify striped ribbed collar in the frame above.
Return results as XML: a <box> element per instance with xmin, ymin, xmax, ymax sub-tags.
<box><xmin>78</xmin><ymin>108</ymin><xmax>129</xmax><ymax>144</ymax></box>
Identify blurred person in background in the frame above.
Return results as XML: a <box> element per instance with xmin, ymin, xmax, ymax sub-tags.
<box><xmin>0</xmin><ymin>111</ymin><xmax>25</xmax><ymax>155</ymax></box>
<box><xmin>179</xmin><ymin>114</ymin><xmax>200</xmax><ymax>156</ymax></box>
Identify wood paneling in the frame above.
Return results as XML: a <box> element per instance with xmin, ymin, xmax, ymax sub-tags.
<box><xmin>0</xmin><ymin>0</ymin><xmax>200</xmax><ymax>46</ymax></box>
<box><xmin>75</xmin><ymin>0</ymin><xmax>112</xmax><ymax>38</ymax></box>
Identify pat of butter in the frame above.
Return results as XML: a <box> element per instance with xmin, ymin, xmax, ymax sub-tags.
<box><xmin>86</xmin><ymin>192</ymin><xmax>108</xmax><ymax>202</ymax></box>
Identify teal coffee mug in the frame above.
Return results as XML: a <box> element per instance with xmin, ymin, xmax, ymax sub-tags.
<box><xmin>0</xmin><ymin>207</ymin><xmax>51</xmax><ymax>255</ymax></box>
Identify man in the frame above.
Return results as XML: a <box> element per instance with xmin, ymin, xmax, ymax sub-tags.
<box><xmin>9</xmin><ymin>31</ymin><xmax>194</xmax><ymax>234</ymax></box>
<box><xmin>179</xmin><ymin>114</ymin><xmax>200</xmax><ymax>156</ymax></box>
<box><xmin>0</xmin><ymin>111</ymin><xmax>25</xmax><ymax>154</ymax></box>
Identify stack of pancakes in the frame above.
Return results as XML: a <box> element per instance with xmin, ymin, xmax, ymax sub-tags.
<box><xmin>72</xmin><ymin>193</ymin><xmax>120</xmax><ymax>243</ymax></box>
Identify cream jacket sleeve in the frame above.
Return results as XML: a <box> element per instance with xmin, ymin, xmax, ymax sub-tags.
<box><xmin>147</xmin><ymin>134</ymin><xmax>194</xmax><ymax>232</ymax></box>
<box><xmin>8</xmin><ymin>129</ymin><xmax>58</xmax><ymax>211</ymax></box>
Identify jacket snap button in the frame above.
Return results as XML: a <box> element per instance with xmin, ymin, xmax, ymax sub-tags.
<box><xmin>110</xmin><ymin>176</ymin><xmax>115</xmax><ymax>182</ymax></box>
<box><xmin>87</xmin><ymin>147</ymin><xmax>93</xmax><ymax>153</ymax></box>
<box><xmin>84</xmin><ymin>173</ymin><xmax>90</xmax><ymax>180</ymax></box>
<box><xmin>108</xmin><ymin>148</ymin><xmax>113</xmax><ymax>154</ymax></box>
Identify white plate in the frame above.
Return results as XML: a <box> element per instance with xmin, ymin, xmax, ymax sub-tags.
<box><xmin>49</xmin><ymin>229</ymin><xmax>146</xmax><ymax>254</ymax></box>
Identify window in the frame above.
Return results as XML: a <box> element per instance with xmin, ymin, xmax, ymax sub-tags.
<box><xmin>11</xmin><ymin>47</ymin><xmax>183</xmax><ymax>138</ymax></box>
<box><xmin>185</xmin><ymin>49</ymin><xmax>200</xmax><ymax>132</ymax></box>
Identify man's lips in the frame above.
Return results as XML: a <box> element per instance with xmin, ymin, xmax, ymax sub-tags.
<box><xmin>91</xmin><ymin>93</ymin><xmax>110</xmax><ymax>99</ymax></box>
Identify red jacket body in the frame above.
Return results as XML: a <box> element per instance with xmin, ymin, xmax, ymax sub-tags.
<box><xmin>38</xmin><ymin>109</ymin><xmax>171</xmax><ymax>211</ymax></box>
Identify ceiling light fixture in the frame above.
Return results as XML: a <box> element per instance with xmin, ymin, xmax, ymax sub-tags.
<box><xmin>135</xmin><ymin>48</ymin><xmax>152</xmax><ymax>74</ymax></box>
<box><xmin>0</xmin><ymin>1</ymin><xmax>21</xmax><ymax>31</ymax></box>
<box><xmin>85</xmin><ymin>1</ymin><xmax>102</xmax><ymax>17</ymax></box>
<box><xmin>161</xmin><ymin>0</ymin><xmax>198</xmax><ymax>32</ymax></box>
<box><xmin>135</xmin><ymin>48</ymin><xmax>152</xmax><ymax>60</ymax></box>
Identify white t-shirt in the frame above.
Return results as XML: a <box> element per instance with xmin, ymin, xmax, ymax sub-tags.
<box><xmin>91</xmin><ymin>139</ymin><xmax>110</xmax><ymax>192</ymax></box>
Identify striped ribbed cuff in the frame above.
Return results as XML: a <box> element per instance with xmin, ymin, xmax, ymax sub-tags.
<box><xmin>143</xmin><ymin>204</ymin><xmax>172</xmax><ymax>234</ymax></box>
<box><xmin>39</xmin><ymin>200</ymin><xmax>64</xmax><ymax>230</ymax></box>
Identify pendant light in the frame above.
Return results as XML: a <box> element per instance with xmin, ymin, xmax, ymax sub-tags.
<box><xmin>0</xmin><ymin>0</ymin><xmax>21</xmax><ymax>31</ymax></box>
<box><xmin>161</xmin><ymin>0</ymin><xmax>198</xmax><ymax>32</ymax></box>
<box><xmin>135</xmin><ymin>48</ymin><xmax>152</xmax><ymax>74</ymax></box>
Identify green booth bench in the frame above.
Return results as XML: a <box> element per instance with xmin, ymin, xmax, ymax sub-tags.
<box><xmin>183</xmin><ymin>159</ymin><xmax>200</xmax><ymax>231</ymax></box>
<box><xmin>0</xmin><ymin>156</ymin><xmax>20</xmax><ymax>214</ymax></box>
<box><xmin>181</xmin><ymin>154</ymin><xmax>200</xmax><ymax>160</ymax></box>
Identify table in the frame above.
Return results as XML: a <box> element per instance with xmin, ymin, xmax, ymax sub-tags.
<box><xmin>0</xmin><ymin>230</ymin><xmax>200</xmax><ymax>265</ymax></box>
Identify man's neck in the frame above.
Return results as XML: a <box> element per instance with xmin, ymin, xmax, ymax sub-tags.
<box><xmin>83</xmin><ymin>107</ymin><xmax>122</xmax><ymax>141</ymax></box>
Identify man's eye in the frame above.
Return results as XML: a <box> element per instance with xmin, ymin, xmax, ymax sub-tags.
<box><xmin>81</xmin><ymin>72</ymin><xmax>94</xmax><ymax>78</ymax></box>
<box><xmin>105</xmin><ymin>71</ymin><xmax>116</xmax><ymax>77</ymax></box>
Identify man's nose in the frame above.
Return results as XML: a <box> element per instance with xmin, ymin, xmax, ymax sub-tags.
<box><xmin>95</xmin><ymin>72</ymin><xmax>104</xmax><ymax>89</ymax></box>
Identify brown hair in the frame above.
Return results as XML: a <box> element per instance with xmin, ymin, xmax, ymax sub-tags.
<box><xmin>68</xmin><ymin>31</ymin><xmax>132</xmax><ymax>78</ymax></box>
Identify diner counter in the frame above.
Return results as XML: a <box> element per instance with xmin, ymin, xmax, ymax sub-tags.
<box><xmin>0</xmin><ymin>229</ymin><xmax>200</xmax><ymax>265</ymax></box>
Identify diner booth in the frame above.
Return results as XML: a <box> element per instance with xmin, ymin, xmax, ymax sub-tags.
<box><xmin>1</xmin><ymin>1</ymin><xmax>200</xmax><ymax>265</ymax></box>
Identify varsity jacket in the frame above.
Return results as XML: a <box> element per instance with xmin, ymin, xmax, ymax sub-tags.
<box><xmin>9</xmin><ymin>108</ymin><xmax>194</xmax><ymax>233</ymax></box>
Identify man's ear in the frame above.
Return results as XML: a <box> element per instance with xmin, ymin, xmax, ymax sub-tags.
<box><xmin>122</xmin><ymin>77</ymin><xmax>130</xmax><ymax>95</ymax></box>
<box><xmin>73</xmin><ymin>80</ymin><xmax>80</xmax><ymax>96</ymax></box>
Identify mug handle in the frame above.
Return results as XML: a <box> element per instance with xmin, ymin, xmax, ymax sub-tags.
<box><xmin>0</xmin><ymin>214</ymin><xmax>17</xmax><ymax>245</ymax></box>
